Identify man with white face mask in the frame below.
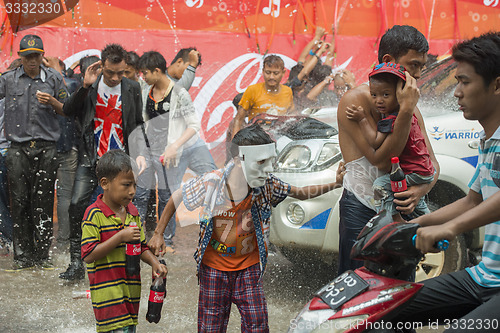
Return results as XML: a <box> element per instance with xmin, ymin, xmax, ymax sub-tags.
<box><xmin>148</xmin><ymin>123</ymin><xmax>343</xmax><ymax>332</ymax></box>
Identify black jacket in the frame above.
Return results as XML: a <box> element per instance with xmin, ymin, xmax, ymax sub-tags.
<box><xmin>63</xmin><ymin>75</ymin><xmax>143</xmax><ymax>167</ymax></box>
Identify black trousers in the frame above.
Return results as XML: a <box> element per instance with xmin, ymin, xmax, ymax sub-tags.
<box><xmin>395</xmin><ymin>270</ymin><xmax>500</xmax><ymax>332</ymax></box>
<box><xmin>67</xmin><ymin>165</ymin><xmax>98</xmax><ymax>261</ymax></box>
<box><xmin>7</xmin><ymin>140</ymin><xmax>58</xmax><ymax>263</ymax></box>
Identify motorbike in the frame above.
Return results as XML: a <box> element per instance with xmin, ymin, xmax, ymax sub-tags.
<box><xmin>288</xmin><ymin>210</ymin><xmax>448</xmax><ymax>333</ymax></box>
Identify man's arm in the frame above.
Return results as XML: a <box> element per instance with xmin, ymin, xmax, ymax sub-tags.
<box><xmin>63</xmin><ymin>61</ymin><xmax>101</xmax><ymax>117</ymax></box>
<box><xmin>176</xmin><ymin>50</ymin><xmax>200</xmax><ymax>91</ymax></box>
<box><xmin>338</xmin><ymin>73</ymin><xmax>419</xmax><ymax>171</ymax></box>
<box><xmin>394</xmin><ymin>107</ymin><xmax>441</xmax><ymax>215</ymax></box>
<box><xmin>148</xmin><ymin>189</ymin><xmax>182</xmax><ymax>256</ymax></box>
<box><xmin>297</xmin><ymin>27</ymin><xmax>326</xmax><ymax>64</ymax></box>
<box><xmin>413</xmin><ymin>189</ymin><xmax>491</xmax><ymax>253</ymax></box>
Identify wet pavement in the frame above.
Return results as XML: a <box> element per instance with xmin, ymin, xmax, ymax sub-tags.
<box><xmin>0</xmin><ymin>223</ymin><xmax>443</xmax><ymax>332</ymax></box>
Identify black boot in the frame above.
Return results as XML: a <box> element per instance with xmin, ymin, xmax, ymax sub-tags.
<box><xmin>59</xmin><ymin>238</ymin><xmax>85</xmax><ymax>280</ymax></box>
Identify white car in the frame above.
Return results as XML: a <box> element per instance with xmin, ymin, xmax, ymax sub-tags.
<box><xmin>269</xmin><ymin>57</ymin><xmax>482</xmax><ymax>281</ymax></box>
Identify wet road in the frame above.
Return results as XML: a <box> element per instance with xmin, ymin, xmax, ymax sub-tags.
<box><xmin>0</xmin><ymin>223</ymin><xmax>443</xmax><ymax>332</ymax></box>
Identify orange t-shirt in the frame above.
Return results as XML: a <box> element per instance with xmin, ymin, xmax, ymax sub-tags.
<box><xmin>239</xmin><ymin>82</ymin><xmax>294</xmax><ymax>120</ymax></box>
<box><xmin>201</xmin><ymin>193</ymin><xmax>260</xmax><ymax>271</ymax></box>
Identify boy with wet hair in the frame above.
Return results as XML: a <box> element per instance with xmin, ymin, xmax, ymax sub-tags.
<box><xmin>346</xmin><ymin>63</ymin><xmax>434</xmax><ymax>222</ymax></box>
<box><xmin>81</xmin><ymin>149</ymin><xmax>167</xmax><ymax>333</ymax></box>
<box><xmin>232</xmin><ymin>54</ymin><xmax>294</xmax><ymax>137</ymax></box>
<box><xmin>148</xmin><ymin>123</ymin><xmax>342</xmax><ymax>332</ymax></box>
<box><xmin>394</xmin><ymin>31</ymin><xmax>500</xmax><ymax>331</ymax></box>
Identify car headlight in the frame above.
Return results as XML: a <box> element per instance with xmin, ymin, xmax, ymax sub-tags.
<box><xmin>317</xmin><ymin>143</ymin><xmax>340</xmax><ymax>166</ymax></box>
<box><xmin>286</xmin><ymin>203</ymin><xmax>305</xmax><ymax>224</ymax></box>
<box><xmin>276</xmin><ymin>145</ymin><xmax>311</xmax><ymax>170</ymax></box>
<box><xmin>313</xmin><ymin>143</ymin><xmax>342</xmax><ymax>171</ymax></box>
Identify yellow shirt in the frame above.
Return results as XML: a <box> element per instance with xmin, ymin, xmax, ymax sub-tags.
<box><xmin>239</xmin><ymin>82</ymin><xmax>294</xmax><ymax>120</ymax></box>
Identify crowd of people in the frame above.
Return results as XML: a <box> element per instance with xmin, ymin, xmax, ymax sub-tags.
<box><xmin>0</xmin><ymin>25</ymin><xmax>499</xmax><ymax>333</ymax></box>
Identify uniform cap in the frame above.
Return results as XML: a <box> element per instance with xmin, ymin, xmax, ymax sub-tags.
<box><xmin>19</xmin><ymin>35</ymin><xmax>44</xmax><ymax>56</ymax></box>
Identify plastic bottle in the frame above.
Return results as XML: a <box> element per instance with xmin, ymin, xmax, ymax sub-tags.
<box><xmin>146</xmin><ymin>272</ymin><xmax>166</xmax><ymax>323</ymax></box>
<box><xmin>390</xmin><ymin>157</ymin><xmax>407</xmax><ymax>192</ymax></box>
<box><xmin>72</xmin><ymin>290</ymin><xmax>91</xmax><ymax>299</ymax></box>
<box><xmin>125</xmin><ymin>221</ymin><xmax>141</xmax><ymax>276</ymax></box>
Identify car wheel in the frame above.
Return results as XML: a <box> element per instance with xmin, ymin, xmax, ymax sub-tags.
<box><xmin>415</xmin><ymin>234</ymin><xmax>467</xmax><ymax>282</ymax></box>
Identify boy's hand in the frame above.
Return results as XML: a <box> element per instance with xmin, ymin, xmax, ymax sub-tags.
<box><xmin>148</xmin><ymin>233</ymin><xmax>166</xmax><ymax>256</ymax></box>
<box><xmin>120</xmin><ymin>225</ymin><xmax>141</xmax><ymax>243</ymax></box>
<box><xmin>345</xmin><ymin>105</ymin><xmax>365</xmax><ymax>122</ymax></box>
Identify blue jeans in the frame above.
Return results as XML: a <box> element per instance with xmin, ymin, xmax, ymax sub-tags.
<box><xmin>0</xmin><ymin>152</ymin><xmax>12</xmax><ymax>242</ymax></box>
<box><xmin>134</xmin><ymin>140</ymin><xmax>216</xmax><ymax>245</ymax></box>
<box><xmin>338</xmin><ymin>189</ymin><xmax>375</xmax><ymax>275</ymax></box>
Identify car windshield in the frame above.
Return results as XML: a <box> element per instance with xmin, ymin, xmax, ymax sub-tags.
<box><xmin>417</xmin><ymin>56</ymin><xmax>459</xmax><ymax>118</ymax></box>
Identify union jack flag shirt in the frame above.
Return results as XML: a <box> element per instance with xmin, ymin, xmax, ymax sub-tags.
<box><xmin>94</xmin><ymin>78</ymin><xmax>124</xmax><ymax>157</ymax></box>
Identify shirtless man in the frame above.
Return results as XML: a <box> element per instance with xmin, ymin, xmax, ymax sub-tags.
<box><xmin>337</xmin><ymin>25</ymin><xmax>440</xmax><ymax>274</ymax></box>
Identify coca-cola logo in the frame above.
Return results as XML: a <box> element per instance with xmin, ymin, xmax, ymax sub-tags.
<box><xmin>126</xmin><ymin>243</ymin><xmax>141</xmax><ymax>256</ymax></box>
<box><xmin>149</xmin><ymin>291</ymin><xmax>165</xmax><ymax>303</ymax></box>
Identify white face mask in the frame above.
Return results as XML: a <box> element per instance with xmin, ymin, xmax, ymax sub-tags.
<box><xmin>238</xmin><ymin>143</ymin><xmax>276</xmax><ymax>188</ymax></box>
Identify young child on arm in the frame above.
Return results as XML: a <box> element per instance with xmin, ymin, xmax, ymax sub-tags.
<box><xmin>148</xmin><ymin>123</ymin><xmax>343</xmax><ymax>332</ymax></box>
<box><xmin>81</xmin><ymin>150</ymin><xmax>168</xmax><ymax>333</ymax></box>
<box><xmin>346</xmin><ymin>62</ymin><xmax>434</xmax><ymax>222</ymax></box>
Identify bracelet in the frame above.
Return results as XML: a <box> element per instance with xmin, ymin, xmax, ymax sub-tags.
<box><xmin>314</xmin><ymin>54</ymin><xmax>321</xmax><ymax>60</ymax></box>
<box><xmin>309</xmin><ymin>49</ymin><xmax>315</xmax><ymax>56</ymax></box>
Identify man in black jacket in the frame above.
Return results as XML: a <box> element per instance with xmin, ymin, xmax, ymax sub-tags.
<box><xmin>60</xmin><ymin>43</ymin><xmax>143</xmax><ymax>280</ymax></box>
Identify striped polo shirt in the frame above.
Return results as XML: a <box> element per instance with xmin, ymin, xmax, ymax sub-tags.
<box><xmin>81</xmin><ymin>195</ymin><xmax>148</xmax><ymax>332</ymax></box>
<box><xmin>467</xmin><ymin>125</ymin><xmax>500</xmax><ymax>288</ymax></box>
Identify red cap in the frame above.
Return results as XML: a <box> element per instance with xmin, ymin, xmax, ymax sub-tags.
<box><xmin>369</xmin><ymin>62</ymin><xmax>406</xmax><ymax>81</ymax></box>
<box><xmin>391</xmin><ymin>157</ymin><xmax>399</xmax><ymax>164</ymax></box>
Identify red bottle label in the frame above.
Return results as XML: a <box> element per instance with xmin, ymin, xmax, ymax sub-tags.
<box><xmin>391</xmin><ymin>179</ymin><xmax>407</xmax><ymax>192</ymax></box>
<box><xmin>149</xmin><ymin>290</ymin><xmax>165</xmax><ymax>303</ymax></box>
<box><xmin>126</xmin><ymin>243</ymin><xmax>141</xmax><ymax>256</ymax></box>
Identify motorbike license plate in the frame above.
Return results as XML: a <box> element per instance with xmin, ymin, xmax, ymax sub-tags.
<box><xmin>316</xmin><ymin>271</ymin><xmax>369</xmax><ymax>311</ymax></box>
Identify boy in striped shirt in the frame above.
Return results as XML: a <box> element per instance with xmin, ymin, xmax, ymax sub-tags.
<box><xmin>81</xmin><ymin>150</ymin><xmax>168</xmax><ymax>333</ymax></box>
<box><xmin>395</xmin><ymin>32</ymin><xmax>500</xmax><ymax>330</ymax></box>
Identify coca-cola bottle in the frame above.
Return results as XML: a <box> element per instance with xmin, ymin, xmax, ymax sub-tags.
<box><xmin>390</xmin><ymin>157</ymin><xmax>407</xmax><ymax>192</ymax></box>
<box><xmin>146</xmin><ymin>273</ymin><xmax>166</xmax><ymax>323</ymax></box>
<box><xmin>125</xmin><ymin>221</ymin><xmax>141</xmax><ymax>276</ymax></box>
